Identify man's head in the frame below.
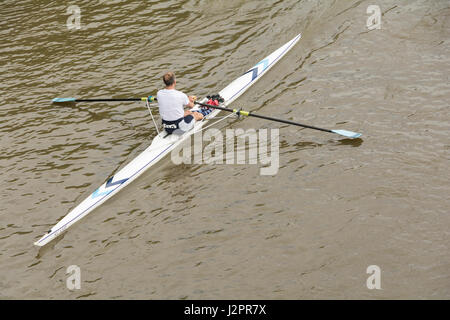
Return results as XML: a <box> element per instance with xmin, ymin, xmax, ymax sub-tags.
<box><xmin>163</xmin><ymin>72</ymin><xmax>176</xmax><ymax>87</ymax></box>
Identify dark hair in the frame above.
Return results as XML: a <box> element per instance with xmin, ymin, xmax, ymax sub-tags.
<box><xmin>163</xmin><ymin>72</ymin><xmax>175</xmax><ymax>86</ymax></box>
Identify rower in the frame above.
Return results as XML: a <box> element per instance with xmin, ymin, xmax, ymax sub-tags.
<box><xmin>156</xmin><ymin>71</ymin><xmax>203</xmax><ymax>134</ymax></box>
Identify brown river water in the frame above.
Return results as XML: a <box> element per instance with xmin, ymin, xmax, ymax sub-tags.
<box><xmin>1</xmin><ymin>0</ymin><xmax>449</xmax><ymax>299</ymax></box>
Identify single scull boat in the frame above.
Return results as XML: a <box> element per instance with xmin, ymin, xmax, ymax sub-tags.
<box><xmin>35</xmin><ymin>34</ymin><xmax>302</xmax><ymax>246</ymax></box>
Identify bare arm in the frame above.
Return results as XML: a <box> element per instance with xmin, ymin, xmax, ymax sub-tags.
<box><xmin>186</xmin><ymin>95</ymin><xmax>196</xmax><ymax>108</ymax></box>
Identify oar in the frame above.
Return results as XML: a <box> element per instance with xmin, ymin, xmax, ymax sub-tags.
<box><xmin>195</xmin><ymin>101</ymin><xmax>362</xmax><ymax>139</ymax></box>
<box><xmin>52</xmin><ymin>96</ymin><xmax>361</xmax><ymax>138</ymax></box>
<box><xmin>52</xmin><ymin>96</ymin><xmax>156</xmax><ymax>103</ymax></box>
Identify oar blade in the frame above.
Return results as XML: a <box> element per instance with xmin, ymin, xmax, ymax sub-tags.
<box><xmin>53</xmin><ymin>97</ymin><xmax>76</xmax><ymax>103</ymax></box>
<box><xmin>331</xmin><ymin>129</ymin><xmax>362</xmax><ymax>139</ymax></box>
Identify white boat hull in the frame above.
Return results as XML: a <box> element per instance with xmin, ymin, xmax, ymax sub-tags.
<box><xmin>34</xmin><ymin>33</ymin><xmax>301</xmax><ymax>246</ymax></box>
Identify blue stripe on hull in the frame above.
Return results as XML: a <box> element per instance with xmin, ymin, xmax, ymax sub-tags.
<box><xmin>91</xmin><ymin>176</ymin><xmax>129</xmax><ymax>198</ymax></box>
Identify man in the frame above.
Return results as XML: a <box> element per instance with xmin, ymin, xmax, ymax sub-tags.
<box><xmin>156</xmin><ymin>72</ymin><xmax>203</xmax><ymax>134</ymax></box>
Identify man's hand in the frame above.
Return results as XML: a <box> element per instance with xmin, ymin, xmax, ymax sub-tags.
<box><xmin>187</xmin><ymin>96</ymin><xmax>196</xmax><ymax>108</ymax></box>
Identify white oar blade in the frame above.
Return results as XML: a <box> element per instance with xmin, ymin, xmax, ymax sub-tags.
<box><xmin>331</xmin><ymin>129</ymin><xmax>362</xmax><ymax>138</ymax></box>
<box><xmin>53</xmin><ymin>97</ymin><xmax>76</xmax><ymax>103</ymax></box>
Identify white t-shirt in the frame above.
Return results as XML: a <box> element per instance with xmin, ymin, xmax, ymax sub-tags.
<box><xmin>157</xmin><ymin>89</ymin><xmax>190</xmax><ymax>121</ymax></box>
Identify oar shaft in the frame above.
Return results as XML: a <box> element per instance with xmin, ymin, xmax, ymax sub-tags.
<box><xmin>244</xmin><ymin>112</ymin><xmax>332</xmax><ymax>133</ymax></box>
<box><xmin>75</xmin><ymin>98</ymin><xmax>143</xmax><ymax>102</ymax></box>
<box><xmin>53</xmin><ymin>97</ymin><xmax>156</xmax><ymax>103</ymax></box>
<box><xmin>195</xmin><ymin>101</ymin><xmax>332</xmax><ymax>133</ymax></box>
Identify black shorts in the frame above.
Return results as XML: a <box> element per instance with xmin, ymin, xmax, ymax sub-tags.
<box><xmin>162</xmin><ymin>115</ymin><xmax>194</xmax><ymax>134</ymax></box>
